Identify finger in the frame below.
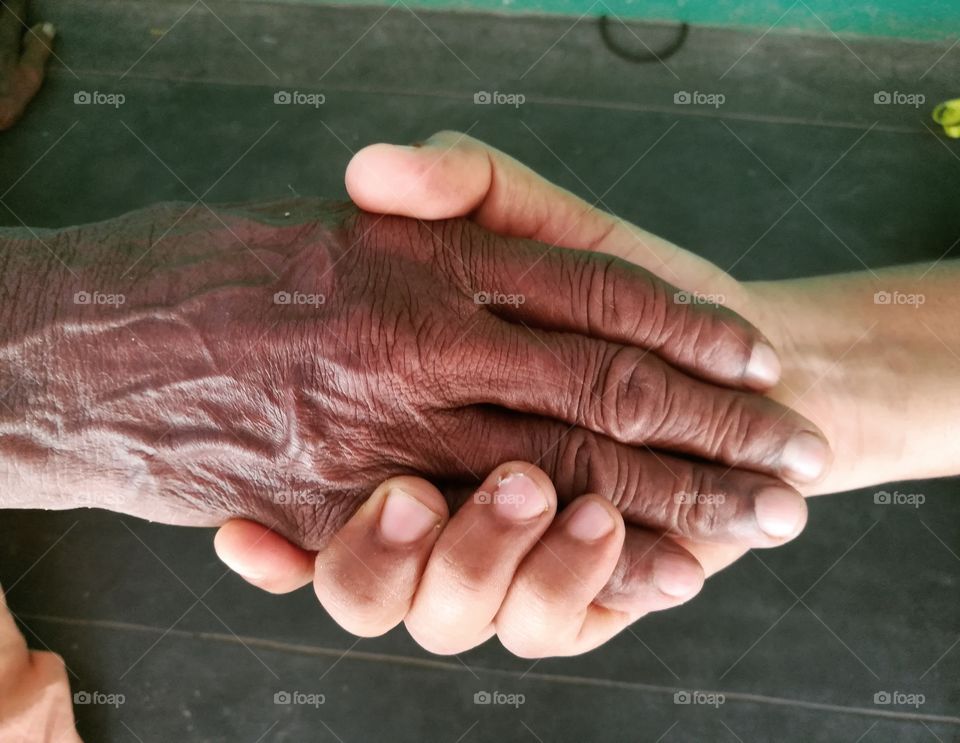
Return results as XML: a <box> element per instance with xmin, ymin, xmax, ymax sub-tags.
<box><xmin>314</xmin><ymin>476</ymin><xmax>447</xmax><ymax>638</ymax></box>
<box><xmin>403</xmin><ymin>463</ymin><xmax>556</xmax><ymax>655</ymax></box>
<box><xmin>458</xmin><ymin>226</ymin><xmax>780</xmax><ymax>390</ymax></box>
<box><xmin>593</xmin><ymin>527</ymin><xmax>705</xmax><ymax>617</ymax></box>
<box><xmin>345</xmin><ymin>131</ymin><xmax>743</xmax><ymax>304</ymax></box>
<box><xmin>442</xmin><ymin>407</ymin><xmax>809</xmax><ymax>547</ymax></box>
<box><xmin>495</xmin><ymin>495</ymin><xmax>625</xmax><ymax>658</ymax></box>
<box><xmin>0</xmin><ymin>2</ymin><xmax>27</xmax><ymax>68</ymax></box>
<box><xmin>0</xmin><ymin>584</ymin><xmax>28</xmax><ymax>665</ymax></box>
<box><xmin>463</xmin><ymin>322</ymin><xmax>827</xmax><ymax>483</ymax></box>
<box><xmin>0</xmin><ymin>20</ymin><xmax>54</xmax><ymax>130</ymax></box>
<box><xmin>214</xmin><ymin>519</ymin><xmax>315</xmax><ymax>594</ymax></box>
<box><xmin>20</xmin><ymin>21</ymin><xmax>55</xmax><ymax>72</ymax></box>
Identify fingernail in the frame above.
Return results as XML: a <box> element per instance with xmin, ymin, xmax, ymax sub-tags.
<box><xmin>41</xmin><ymin>22</ymin><xmax>56</xmax><ymax>38</ymax></box>
<box><xmin>566</xmin><ymin>500</ymin><xmax>615</xmax><ymax>541</ymax></box>
<box><xmin>754</xmin><ymin>487</ymin><xmax>806</xmax><ymax>538</ymax></box>
<box><xmin>379</xmin><ymin>490</ymin><xmax>440</xmax><ymax>545</ymax></box>
<box><xmin>491</xmin><ymin>473</ymin><xmax>548</xmax><ymax>522</ymax></box>
<box><xmin>744</xmin><ymin>341</ymin><xmax>781</xmax><ymax>388</ymax></box>
<box><xmin>781</xmin><ymin>431</ymin><xmax>830</xmax><ymax>483</ymax></box>
<box><xmin>653</xmin><ymin>552</ymin><xmax>703</xmax><ymax>598</ymax></box>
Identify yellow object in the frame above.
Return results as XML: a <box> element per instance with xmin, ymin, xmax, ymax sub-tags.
<box><xmin>932</xmin><ymin>99</ymin><xmax>960</xmax><ymax>139</ymax></box>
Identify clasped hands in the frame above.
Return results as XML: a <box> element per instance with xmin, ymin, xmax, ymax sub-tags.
<box><xmin>213</xmin><ymin>132</ymin><xmax>831</xmax><ymax>658</ymax></box>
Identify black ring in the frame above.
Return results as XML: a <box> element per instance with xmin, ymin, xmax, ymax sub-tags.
<box><xmin>599</xmin><ymin>16</ymin><xmax>690</xmax><ymax>63</ymax></box>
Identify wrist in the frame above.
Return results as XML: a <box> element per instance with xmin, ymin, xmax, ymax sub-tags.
<box><xmin>0</xmin><ymin>203</ymin><xmax>333</xmax><ymax>520</ymax></box>
<box><xmin>745</xmin><ymin>278</ymin><xmax>910</xmax><ymax>494</ymax></box>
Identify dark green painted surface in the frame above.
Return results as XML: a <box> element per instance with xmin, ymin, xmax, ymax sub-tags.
<box><xmin>292</xmin><ymin>0</ymin><xmax>958</xmax><ymax>40</ymax></box>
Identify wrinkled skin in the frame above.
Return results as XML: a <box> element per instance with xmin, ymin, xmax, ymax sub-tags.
<box><xmin>0</xmin><ymin>200</ymin><xmax>823</xmax><ymax>549</ymax></box>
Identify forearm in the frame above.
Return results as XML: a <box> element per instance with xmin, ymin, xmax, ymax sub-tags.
<box><xmin>750</xmin><ymin>261</ymin><xmax>960</xmax><ymax>493</ymax></box>
<box><xmin>0</xmin><ymin>206</ymin><xmax>306</xmax><ymax>522</ymax></box>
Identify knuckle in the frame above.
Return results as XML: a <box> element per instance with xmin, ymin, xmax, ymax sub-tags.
<box><xmin>550</xmin><ymin>429</ymin><xmax>617</xmax><ymax>502</ymax></box>
<box><xmin>497</xmin><ymin>620</ymin><xmax>560</xmax><ymax>659</ymax></box>
<box><xmin>317</xmin><ymin>577</ymin><xmax>399</xmax><ymax>638</ymax></box>
<box><xmin>583</xmin><ymin>255</ymin><xmax>665</xmax><ymax>342</ymax></box>
<box><xmin>435</xmin><ymin>547</ymin><xmax>491</xmax><ymax>601</ymax></box>
<box><xmin>404</xmin><ymin>617</ymin><xmax>469</xmax><ymax>656</ymax></box>
<box><xmin>601</xmin><ymin>348</ymin><xmax>669</xmax><ymax>442</ymax></box>
<box><xmin>669</xmin><ymin>469</ymin><xmax>731</xmax><ymax>538</ymax></box>
<box><xmin>709</xmin><ymin>393</ymin><xmax>759</xmax><ymax>463</ymax></box>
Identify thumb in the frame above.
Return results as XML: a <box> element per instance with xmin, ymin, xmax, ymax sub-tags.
<box><xmin>345</xmin><ymin>134</ymin><xmax>493</xmax><ymax>221</ymax></box>
<box><xmin>214</xmin><ymin>520</ymin><xmax>316</xmax><ymax>594</ymax></box>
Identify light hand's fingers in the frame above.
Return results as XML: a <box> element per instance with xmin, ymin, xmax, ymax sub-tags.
<box><xmin>313</xmin><ymin>477</ymin><xmax>448</xmax><ymax>637</ymax></box>
<box><xmin>496</xmin><ymin>506</ymin><xmax>706</xmax><ymax>658</ymax></box>
<box><xmin>403</xmin><ymin>463</ymin><xmax>557</xmax><ymax>655</ymax></box>
<box><xmin>0</xmin><ymin>584</ymin><xmax>28</xmax><ymax>668</ymax></box>
<box><xmin>344</xmin><ymin>131</ymin><xmax>745</xmax><ymax>307</ymax></box>
<box><xmin>214</xmin><ymin>519</ymin><xmax>315</xmax><ymax>594</ymax></box>
<box><xmin>494</xmin><ymin>495</ymin><xmax>625</xmax><ymax>658</ymax></box>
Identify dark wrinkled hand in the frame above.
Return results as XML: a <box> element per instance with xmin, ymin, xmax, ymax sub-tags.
<box><xmin>0</xmin><ymin>199</ymin><xmax>827</xmax><ymax>549</ymax></box>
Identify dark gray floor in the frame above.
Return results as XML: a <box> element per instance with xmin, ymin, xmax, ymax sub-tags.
<box><xmin>1</xmin><ymin>1</ymin><xmax>958</xmax><ymax>741</ymax></box>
